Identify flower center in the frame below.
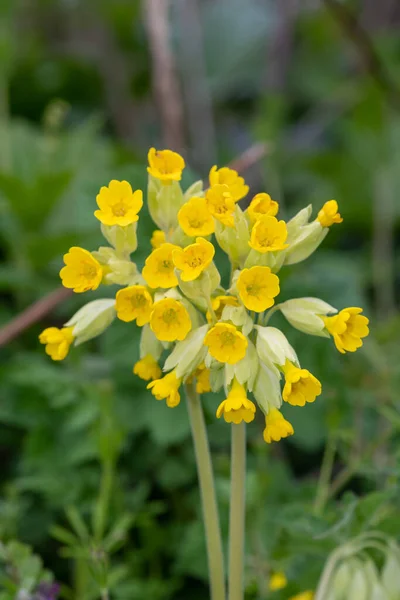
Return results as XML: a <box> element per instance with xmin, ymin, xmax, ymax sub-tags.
<box><xmin>220</xmin><ymin>331</ymin><xmax>235</xmax><ymax>347</ymax></box>
<box><xmin>162</xmin><ymin>309</ymin><xmax>178</xmax><ymax>324</ymax></box>
<box><xmin>82</xmin><ymin>262</ymin><xmax>97</xmax><ymax>279</ymax></box>
<box><xmin>131</xmin><ymin>293</ymin><xmax>146</xmax><ymax>309</ymax></box>
<box><xmin>112</xmin><ymin>201</ymin><xmax>127</xmax><ymax>217</ymax></box>
<box><xmin>246</xmin><ymin>283</ymin><xmax>260</xmax><ymax>296</ymax></box>
<box><xmin>160</xmin><ymin>259</ymin><xmax>173</xmax><ymax>272</ymax></box>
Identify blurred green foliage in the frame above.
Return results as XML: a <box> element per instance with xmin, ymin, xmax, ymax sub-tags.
<box><xmin>0</xmin><ymin>0</ymin><xmax>400</xmax><ymax>598</ymax></box>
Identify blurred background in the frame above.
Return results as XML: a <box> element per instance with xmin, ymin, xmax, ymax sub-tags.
<box><xmin>0</xmin><ymin>0</ymin><xmax>400</xmax><ymax>598</ymax></box>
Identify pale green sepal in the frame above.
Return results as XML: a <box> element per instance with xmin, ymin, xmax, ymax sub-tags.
<box><xmin>177</xmin><ymin>266</ymin><xmax>220</xmax><ymax>305</ymax></box>
<box><xmin>139</xmin><ymin>325</ymin><xmax>163</xmax><ymax>361</ymax></box>
<box><xmin>256</xmin><ymin>326</ymin><xmax>298</xmax><ymax>374</ymax></box>
<box><xmin>214</xmin><ymin>205</ymin><xmax>250</xmax><ymax>265</ymax></box>
<box><xmin>92</xmin><ymin>246</ymin><xmax>138</xmax><ymax>286</ymax></box>
<box><xmin>382</xmin><ymin>546</ymin><xmax>400</xmax><ymax>598</ymax></box>
<box><xmin>147</xmin><ymin>174</ymin><xmax>162</xmax><ymax>228</ymax></box>
<box><xmin>244</xmin><ymin>248</ymin><xmax>279</xmax><ymax>270</ymax></box>
<box><xmin>209</xmin><ymin>365</ymin><xmax>224</xmax><ymax>392</ymax></box>
<box><xmin>286</xmin><ymin>204</ymin><xmax>313</xmax><ymax>235</ymax></box>
<box><xmin>284</xmin><ymin>220</ymin><xmax>328</xmax><ymax>266</ymax></box>
<box><xmin>100</xmin><ymin>222</ymin><xmax>138</xmax><ymax>255</ymax></box>
<box><xmin>222</xmin><ymin>305</ymin><xmax>253</xmax><ymax>336</ymax></box>
<box><xmin>279</xmin><ymin>297</ymin><xmax>336</xmax><ymax>337</ymax></box>
<box><xmin>252</xmin><ymin>363</ymin><xmax>282</xmax><ymax>414</ymax></box>
<box><xmin>232</xmin><ymin>340</ymin><xmax>258</xmax><ymax>391</ymax></box>
<box><xmin>163</xmin><ymin>325</ymin><xmax>209</xmax><ymax>378</ymax></box>
<box><xmin>346</xmin><ymin>562</ymin><xmax>369</xmax><ymax>600</ymax></box>
<box><xmin>183</xmin><ymin>180</ymin><xmax>204</xmax><ymax>201</ymax></box>
<box><xmin>66</xmin><ymin>299</ymin><xmax>116</xmax><ymax>345</ymax></box>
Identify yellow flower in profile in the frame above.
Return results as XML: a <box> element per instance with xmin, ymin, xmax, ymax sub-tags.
<box><xmin>205</xmin><ymin>184</ymin><xmax>236</xmax><ymax>227</ymax></box>
<box><xmin>209</xmin><ymin>165</ymin><xmax>249</xmax><ymax>202</ymax></box>
<box><xmin>247</xmin><ymin>193</ymin><xmax>279</xmax><ymax>223</ymax></box>
<box><xmin>94</xmin><ymin>180</ymin><xmax>143</xmax><ymax>226</ymax></box>
<box><xmin>115</xmin><ymin>285</ymin><xmax>153</xmax><ymax>325</ymax></box>
<box><xmin>172</xmin><ymin>237</ymin><xmax>215</xmax><ymax>282</ymax></box>
<box><xmin>151</xmin><ymin>229</ymin><xmax>166</xmax><ymax>249</ymax></box>
<box><xmin>237</xmin><ymin>266</ymin><xmax>280</xmax><ymax>312</ymax></box>
<box><xmin>289</xmin><ymin>592</ymin><xmax>314</xmax><ymax>600</ymax></box>
<box><xmin>204</xmin><ymin>323</ymin><xmax>248</xmax><ymax>365</ymax></box>
<box><xmin>147</xmin><ymin>147</ymin><xmax>185</xmax><ymax>183</ymax></box>
<box><xmin>216</xmin><ymin>379</ymin><xmax>256</xmax><ymax>424</ymax></box>
<box><xmin>178</xmin><ymin>197</ymin><xmax>215</xmax><ymax>237</ymax></box>
<box><xmin>39</xmin><ymin>327</ymin><xmax>75</xmax><ymax>361</ymax></box>
<box><xmin>60</xmin><ymin>247</ymin><xmax>103</xmax><ymax>293</ymax></box>
<box><xmin>269</xmin><ymin>571</ymin><xmax>287</xmax><ymax>591</ymax></box>
<box><xmin>282</xmin><ymin>360</ymin><xmax>322</xmax><ymax>406</ymax></box>
<box><xmin>194</xmin><ymin>363</ymin><xmax>212</xmax><ymax>393</ymax></box>
<box><xmin>317</xmin><ymin>200</ymin><xmax>343</xmax><ymax>227</ymax></box>
<box><xmin>323</xmin><ymin>307</ymin><xmax>369</xmax><ymax>353</ymax></box>
<box><xmin>249</xmin><ymin>216</ymin><xmax>288</xmax><ymax>253</ymax></box>
<box><xmin>142</xmin><ymin>243</ymin><xmax>180</xmax><ymax>289</ymax></box>
<box><xmin>206</xmin><ymin>295</ymin><xmax>239</xmax><ymax>323</ymax></box>
<box><xmin>263</xmin><ymin>409</ymin><xmax>294</xmax><ymax>444</ymax></box>
<box><xmin>133</xmin><ymin>354</ymin><xmax>162</xmax><ymax>381</ymax></box>
<box><xmin>150</xmin><ymin>298</ymin><xmax>192</xmax><ymax>342</ymax></box>
<box><xmin>147</xmin><ymin>370</ymin><xmax>182</xmax><ymax>407</ymax></box>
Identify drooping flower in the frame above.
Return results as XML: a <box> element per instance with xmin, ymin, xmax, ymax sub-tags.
<box><xmin>216</xmin><ymin>379</ymin><xmax>256</xmax><ymax>424</ymax></box>
<box><xmin>94</xmin><ymin>180</ymin><xmax>143</xmax><ymax>226</ymax></box>
<box><xmin>282</xmin><ymin>360</ymin><xmax>322</xmax><ymax>406</ymax></box>
<box><xmin>133</xmin><ymin>354</ymin><xmax>162</xmax><ymax>381</ymax></box>
<box><xmin>150</xmin><ymin>298</ymin><xmax>192</xmax><ymax>342</ymax></box>
<box><xmin>60</xmin><ymin>247</ymin><xmax>103</xmax><ymax>293</ymax></box>
<box><xmin>249</xmin><ymin>216</ymin><xmax>288</xmax><ymax>253</ymax></box>
<box><xmin>115</xmin><ymin>285</ymin><xmax>153</xmax><ymax>325</ymax></box>
<box><xmin>205</xmin><ymin>184</ymin><xmax>236</xmax><ymax>227</ymax></box>
<box><xmin>269</xmin><ymin>572</ymin><xmax>287</xmax><ymax>591</ymax></box>
<box><xmin>147</xmin><ymin>370</ymin><xmax>182</xmax><ymax>407</ymax></box>
<box><xmin>172</xmin><ymin>237</ymin><xmax>215</xmax><ymax>281</ymax></box>
<box><xmin>194</xmin><ymin>363</ymin><xmax>211</xmax><ymax>393</ymax></box>
<box><xmin>206</xmin><ymin>295</ymin><xmax>239</xmax><ymax>323</ymax></box>
<box><xmin>322</xmin><ymin>307</ymin><xmax>369</xmax><ymax>353</ymax></box>
<box><xmin>263</xmin><ymin>409</ymin><xmax>294</xmax><ymax>443</ymax></box>
<box><xmin>178</xmin><ymin>196</ymin><xmax>215</xmax><ymax>237</ymax></box>
<box><xmin>317</xmin><ymin>200</ymin><xmax>343</xmax><ymax>227</ymax></box>
<box><xmin>204</xmin><ymin>323</ymin><xmax>248</xmax><ymax>364</ymax></box>
<box><xmin>39</xmin><ymin>327</ymin><xmax>75</xmax><ymax>361</ymax></box>
<box><xmin>142</xmin><ymin>243</ymin><xmax>180</xmax><ymax>289</ymax></box>
<box><xmin>247</xmin><ymin>193</ymin><xmax>279</xmax><ymax>223</ymax></box>
<box><xmin>151</xmin><ymin>229</ymin><xmax>166</xmax><ymax>248</ymax></box>
<box><xmin>237</xmin><ymin>266</ymin><xmax>280</xmax><ymax>312</ymax></box>
<box><xmin>147</xmin><ymin>147</ymin><xmax>185</xmax><ymax>183</ymax></box>
<box><xmin>209</xmin><ymin>165</ymin><xmax>249</xmax><ymax>202</ymax></box>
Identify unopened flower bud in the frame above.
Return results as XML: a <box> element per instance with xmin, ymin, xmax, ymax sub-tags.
<box><xmin>279</xmin><ymin>297</ymin><xmax>336</xmax><ymax>337</ymax></box>
<box><xmin>65</xmin><ymin>299</ymin><xmax>116</xmax><ymax>345</ymax></box>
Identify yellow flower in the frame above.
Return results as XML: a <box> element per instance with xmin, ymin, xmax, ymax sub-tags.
<box><xmin>247</xmin><ymin>193</ymin><xmax>279</xmax><ymax>223</ymax></box>
<box><xmin>204</xmin><ymin>323</ymin><xmax>248</xmax><ymax>365</ymax></box>
<box><xmin>94</xmin><ymin>180</ymin><xmax>143</xmax><ymax>226</ymax></box>
<box><xmin>142</xmin><ymin>243</ymin><xmax>180</xmax><ymax>289</ymax></box>
<box><xmin>150</xmin><ymin>298</ymin><xmax>192</xmax><ymax>342</ymax></box>
<box><xmin>206</xmin><ymin>295</ymin><xmax>239</xmax><ymax>323</ymax></box>
<box><xmin>269</xmin><ymin>571</ymin><xmax>287</xmax><ymax>591</ymax></box>
<box><xmin>147</xmin><ymin>370</ymin><xmax>182</xmax><ymax>407</ymax></box>
<box><xmin>216</xmin><ymin>379</ymin><xmax>256</xmax><ymax>424</ymax></box>
<box><xmin>209</xmin><ymin>165</ymin><xmax>249</xmax><ymax>202</ymax></box>
<box><xmin>39</xmin><ymin>327</ymin><xmax>74</xmax><ymax>361</ymax></box>
<box><xmin>205</xmin><ymin>184</ymin><xmax>236</xmax><ymax>227</ymax></box>
<box><xmin>317</xmin><ymin>200</ymin><xmax>343</xmax><ymax>227</ymax></box>
<box><xmin>237</xmin><ymin>266</ymin><xmax>280</xmax><ymax>312</ymax></box>
<box><xmin>133</xmin><ymin>354</ymin><xmax>162</xmax><ymax>381</ymax></box>
<box><xmin>151</xmin><ymin>229</ymin><xmax>166</xmax><ymax>248</ymax></box>
<box><xmin>289</xmin><ymin>592</ymin><xmax>314</xmax><ymax>600</ymax></box>
<box><xmin>249</xmin><ymin>216</ymin><xmax>288</xmax><ymax>253</ymax></box>
<box><xmin>194</xmin><ymin>363</ymin><xmax>211</xmax><ymax>393</ymax></box>
<box><xmin>263</xmin><ymin>409</ymin><xmax>294</xmax><ymax>443</ymax></box>
<box><xmin>282</xmin><ymin>360</ymin><xmax>322</xmax><ymax>406</ymax></box>
<box><xmin>115</xmin><ymin>285</ymin><xmax>153</xmax><ymax>325</ymax></box>
<box><xmin>172</xmin><ymin>237</ymin><xmax>215</xmax><ymax>282</ymax></box>
<box><xmin>60</xmin><ymin>247</ymin><xmax>103</xmax><ymax>293</ymax></box>
<box><xmin>323</xmin><ymin>307</ymin><xmax>369</xmax><ymax>353</ymax></box>
<box><xmin>147</xmin><ymin>147</ymin><xmax>185</xmax><ymax>183</ymax></box>
<box><xmin>178</xmin><ymin>197</ymin><xmax>215</xmax><ymax>237</ymax></box>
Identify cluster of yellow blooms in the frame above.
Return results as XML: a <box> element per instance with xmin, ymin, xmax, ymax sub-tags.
<box><xmin>40</xmin><ymin>148</ymin><xmax>369</xmax><ymax>444</ymax></box>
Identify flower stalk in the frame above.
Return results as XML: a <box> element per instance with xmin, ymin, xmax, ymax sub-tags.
<box><xmin>228</xmin><ymin>422</ymin><xmax>246</xmax><ymax>600</ymax></box>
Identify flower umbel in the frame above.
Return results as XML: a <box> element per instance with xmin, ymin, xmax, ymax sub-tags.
<box><xmin>150</xmin><ymin>298</ymin><xmax>192</xmax><ymax>342</ymax></box>
<box><xmin>237</xmin><ymin>266</ymin><xmax>280</xmax><ymax>312</ymax></box>
<box><xmin>216</xmin><ymin>379</ymin><xmax>256</xmax><ymax>424</ymax></box>
<box><xmin>263</xmin><ymin>409</ymin><xmax>294</xmax><ymax>444</ymax></box>
<box><xmin>147</xmin><ymin>147</ymin><xmax>185</xmax><ymax>183</ymax></box>
<box><xmin>247</xmin><ymin>193</ymin><xmax>279</xmax><ymax>222</ymax></box>
<box><xmin>205</xmin><ymin>184</ymin><xmax>236</xmax><ymax>227</ymax></box>
<box><xmin>147</xmin><ymin>370</ymin><xmax>182</xmax><ymax>407</ymax></box>
<box><xmin>39</xmin><ymin>327</ymin><xmax>75</xmax><ymax>361</ymax></box>
<box><xmin>209</xmin><ymin>165</ymin><xmax>249</xmax><ymax>202</ymax></box>
<box><xmin>249</xmin><ymin>216</ymin><xmax>288</xmax><ymax>253</ymax></box>
<box><xmin>323</xmin><ymin>307</ymin><xmax>369</xmax><ymax>353</ymax></box>
<box><xmin>173</xmin><ymin>237</ymin><xmax>215</xmax><ymax>281</ymax></box>
<box><xmin>178</xmin><ymin>196</ymin><xmax>215</xmax><ymax>237</ymax></box>
<box><xmin>60</xmin><ymin>247</ymin><xmax>103</xmax><ymax>293</ymax></box>
<box><xmin>94</xmin><ymin>180</ymin><xmax>143</xmax><ymax>226</ymax></box>
<box><xmin>133</xmin><ymin>354</ymin><xmax>162</xmax><ymax>381</ymax></box>
<box><xmin>204</xmin><ymin>323</ymin><xmax>248</xmax><ymax>365</ymax></box>
<box><xmin>115</xmin><ymin>285</ymin><xmax>153</xmax><ymax>325</ymax></box>
<box><xmin>282</xmin><ymin>360</ymin><xmax>322</xmax><ymax>406</ymax></box>
<box><xmin>317</xmin><ymin>200</ymin><xmax>343</xmax><ymax>227</ymax></box>
<box><xmin>142</xmin><ymin>243</ymin><xmax>179</xmax><ymax>289</ymax></box>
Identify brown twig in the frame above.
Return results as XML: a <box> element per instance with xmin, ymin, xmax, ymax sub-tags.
<box><xmin>227</xmin><ymin>142</ymin><xmax>271</xmax><ymax>174</ymax></box>
<box><xmin>324</xmin><ymin>0</ymin><xmax>400</xmax><ymax>110</ymax></box>
<box><xmin>0</xmin><ymin>287</ymin><xmax>72</xmax><ymax>347</ymax></box>
<box><xmin>145</xmin><ymin>0</ymin><xmax>185</xmax><ymax>152</ymax></box>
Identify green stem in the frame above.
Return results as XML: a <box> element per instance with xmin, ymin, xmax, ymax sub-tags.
<box><xmin>93</xmin><ymin>459</ymin><xmax>114</xmax><ymax>543</ymax></box>
<box><xmin>313</xmin><ymin>436</ymin><xmax>336</xmax><ymax>516</ymax></box>
<box><xmin>185</xmin><ymin>383</ymin><xmax>226</xmax><ymax>600</ymax></box>
<box><xmin>228</xmin><ymin>423</ymin><xmax>246</xmax><ymax>600</ymax></box>
<box><xmin>262</xmin><ymin>304</ymin><xmax>281</xmax><ymax>326</ymax></box>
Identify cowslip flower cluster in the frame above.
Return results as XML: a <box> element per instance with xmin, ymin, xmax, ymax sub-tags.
<box><xmin>40</xmin><ymin>148</ymin><xmax>369</xmax><ymax>443</ymax></box>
